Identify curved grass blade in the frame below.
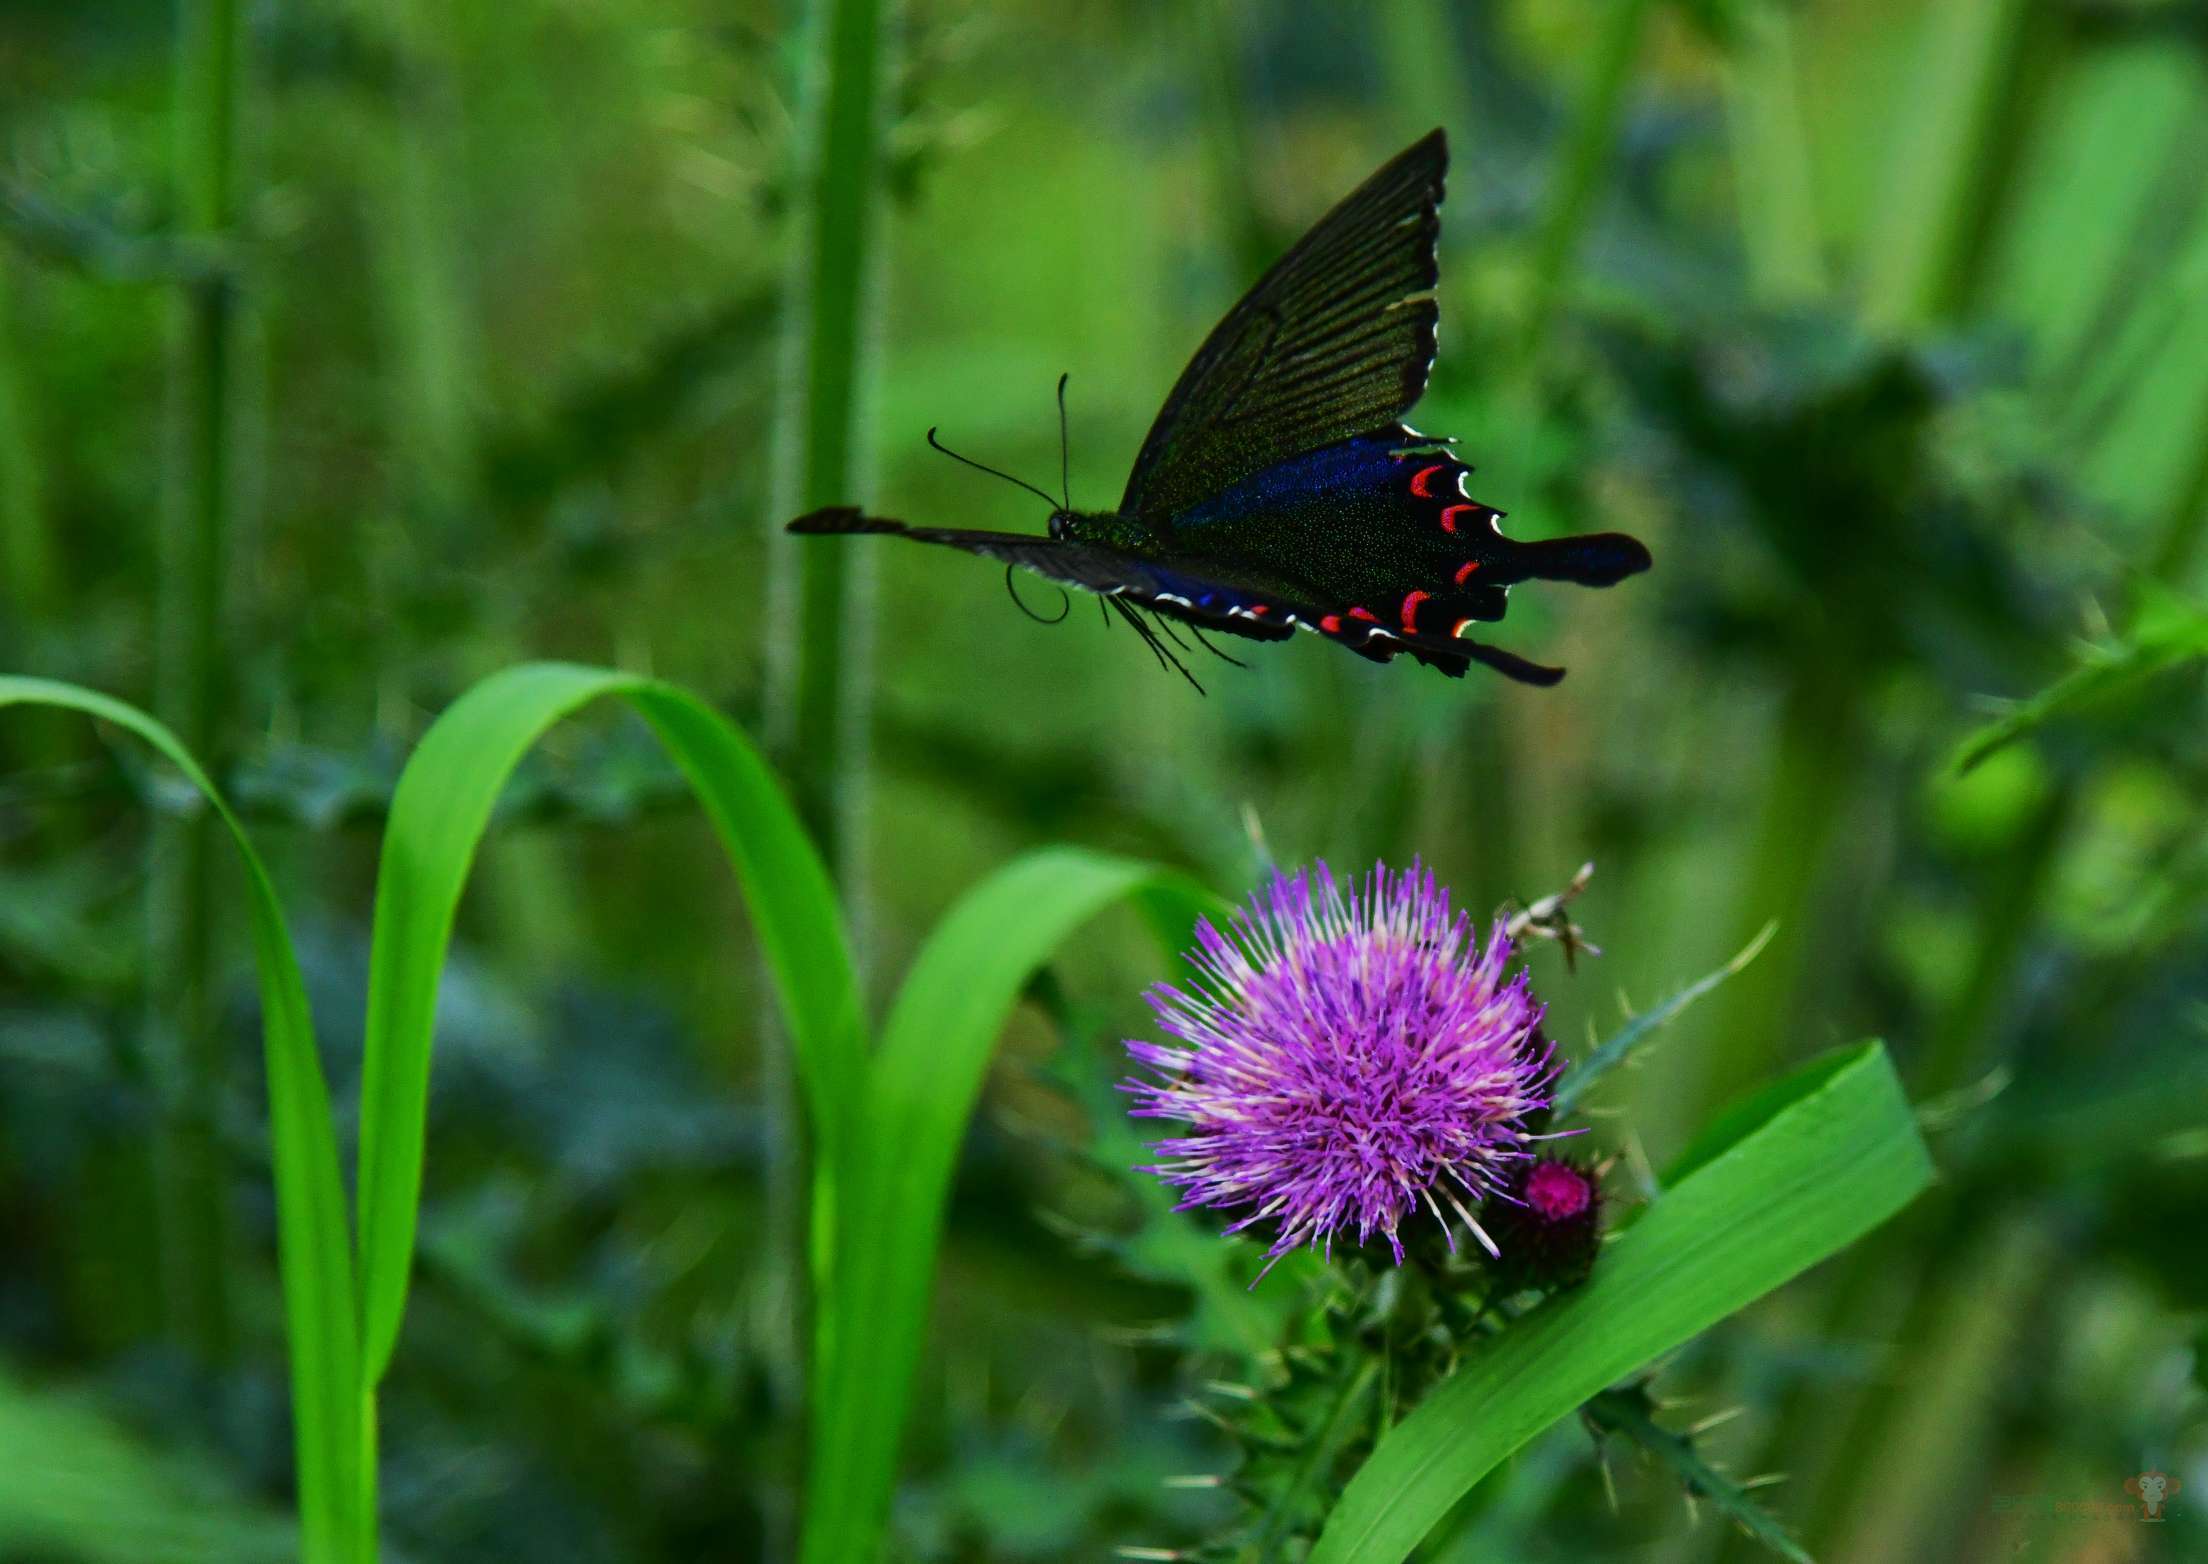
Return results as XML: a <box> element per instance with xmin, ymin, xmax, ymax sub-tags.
<box><xmin>0</xmin><ymin>678</ymin><xmax>361</xmax><ymax>1563</ymax></box>
<box><xmin>1309</xmin><ymin>1042</ymin><xmax>1931</xmax><ymax>1564</ymax></box>
<box><xmin>1950</xmin><ymin>583</ymin><xmax>2208</xmax><ymax>774</ymax></box>
<box><xmin>354</xmin><ymin>662</ymin><xmax>862</xmax><ymax>1384</ymax></box>
<box><xmin>1552</xmin><ymin>921</ymin><xmax>1778</xmax><ymax>1113</ymax></box>
<box><xmin>801</xmin><ymin>847</ymin><xmax>1214</xmax><ymax>1564</ymax></box>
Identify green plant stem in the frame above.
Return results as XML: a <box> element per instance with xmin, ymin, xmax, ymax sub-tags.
<box><xmin>0</xmin><ymin>259</ymin><xmax>56</xmax><ymax>618</ymax></box>
<box><xmin>763</xmin><ymin>0</ymin><xmax>894</xmax><ymax>1550</ymax></box>
<box><xmin>1522</xmin><ymin>0</ymin><xmax>1653</xmax><ymax>351</ymax></box>
<box><xmin>1193</xmin><ymin>0</ymin><xmax>1277</xmax><ymax>279</ymax></box>
<box><xmin>770</xmin><ymin>0</ymin><xmax>892</xmax><ymax>877</ymax></box>
<box><xmin>152</xmin><ymin>0</ymin><xmax>244</xmax><ymax>1364</ymax></box>
<box><xmin>1723</xmin><ymin>2</ymin><xmax>1824</xmax><ymax>302</ymax></box>
<box><xmin>1819</xmin><ymin>1211</ymin><xmax>2055</xmax><ymax>1560</ymax></box>
<box><xmin>1694</xmin><ymin>660</ymin><xmax>1858</xmax><ymax>1119</ymax></box>
<box><xmin>1917</xmin><ymin>782</ymin><xmax>2074</xmax><ymax>1096</ymax></box>
<box><xmin>1248</xmin><ymin>1353</ymin><xmax>1381</xmax><ymax>1564</ymax></box>
<box><xmin>2144</xmin><ymin>393</ymin><xmax>2208</xmax><ymax>592</ymax></box>
<box><xmin>374</xmin><ymin>0</ymin><xmax>474</xmax><ymax>527</ymax></box>
<box><xmin>1861</xmin><ymin>0</ymin><xmax>2031</xmax><ymax>328</ymax></box>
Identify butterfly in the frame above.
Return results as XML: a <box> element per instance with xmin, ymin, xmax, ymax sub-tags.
<box><xmin>788</xmin><ymin>128</ymin><xmax>1650</xmax><ymax>688</ymax></box>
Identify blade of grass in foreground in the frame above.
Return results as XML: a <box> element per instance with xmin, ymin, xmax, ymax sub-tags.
<box><xmin>1552</xmin><ymin>921</ymin><xmax>1778</xmax><ymax>1114</ymax></box>
<box><xmin>1308</xmin><ymin>1041</ymin><xmax>1931</xmax><ymax>1564</ymax></box>
<box><xmin>0</xmin><ymin>679</ymin><xmax>361</xmax><ymax>1564</ymax></box>
<box><xmin>353</xmin><ymin>662</ymin><xmax>864</xmax><ymax>1387</ymax></box>
<box><xmin>801</xmin><ymin>848</ymin><xmax>1217</xmax><ymax>1564</ymax></box>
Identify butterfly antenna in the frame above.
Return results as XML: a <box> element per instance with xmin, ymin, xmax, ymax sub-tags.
<box><xmin>1056</xmin><ymin>372</ymin><xmax>1072</xmax><ymax>512</ymax></box>
<box><xmin>1003</xmin><ymin>562</ymin><xmax>1072</xmax><ymax>625</ymax></box>
<box><xmin>925</xmin><ymin>427</ymin><xmax>1062</xmax><ymax>511</ymax></box>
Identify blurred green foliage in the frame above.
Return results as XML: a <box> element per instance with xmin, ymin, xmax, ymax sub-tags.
<box><xmin>2</xmin><ymin>0</ymin><xmax>2205</xmax><ymax>1559</ymax></box>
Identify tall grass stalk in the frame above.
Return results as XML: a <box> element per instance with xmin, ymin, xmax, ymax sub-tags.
<box><xmin>767</xmin><ymin>0</ymin><xmax>893</xmax><ymax>878</ymax></box>
<box><xmin>1860</xmin><ymin>0</ymin><xmax>2031</xmax><ymax>328</ymax></box>
<box><xmin>1521</xmin><ymin>0</ymin><xmax>1652</xmax><ymax>351</ymax></box>
<box><xmin>0</xmin><ymin>260</ymin><xmax>56</xmax><ymax>618</ymax></box>
<box><xmin>1723</xmin><ymin>2</ymin><xmax>1825</xmax><ymax>302</ymax></box>
<box><xmin>1820</xmin><ymin>1215</ymin><xmax>2055</xmax><ymax>1560</ymax></box>
<box><xmin>151</xmin><ymin>0</ymin><xmax>245</xmax><ymax>1362</ymax></box>
<box><xmin>1714</xmin><ymin>27</ymin><xmax>2072</xmax><ymax>1555</ymax></box>
<box><xmin>761</xmin><ymin>0</ymin><xmax>894</xmax><ymax>1549</ymax></box>
<box><xmin>1693</xmin><ymin>660</ymin><xmax>1857</xmax><ymax>1115</ymax></box>
<box><xmin>374</xmin><ymin>4</ymin><xmax>475</xmax><ymax>529</ymax></box>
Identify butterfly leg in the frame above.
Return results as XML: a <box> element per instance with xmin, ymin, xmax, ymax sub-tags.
<box><xmin>1111</xmin><ymin>597</ymin><xmax>1207</xmax><ymax>695</ymax></box>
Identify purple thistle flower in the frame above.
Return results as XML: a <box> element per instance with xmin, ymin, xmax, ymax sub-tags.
<box><xmin>1125</xmin><ymin>860</ymin><xmax>1555</xmax><ymax>1275</ymax></box>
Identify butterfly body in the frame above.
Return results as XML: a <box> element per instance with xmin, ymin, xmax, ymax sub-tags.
<box><xmin>789</xmin><ymin>129</ymin><xmax>1650</xmax><ymax>687</ymax></box>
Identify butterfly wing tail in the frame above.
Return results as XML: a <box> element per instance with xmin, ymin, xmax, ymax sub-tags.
<box><xmin>1497</xmin><ymin>531</ymin><xmax>1653</xmax><ymax>587</ymax></box>
<box><xmin>1395</xmin><ymin>632</ymin><xmax>1565</xmax><ymax>686</ymax></box>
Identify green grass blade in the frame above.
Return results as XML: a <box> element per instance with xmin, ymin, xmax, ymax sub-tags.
<box><xmin>354</xmin><ymin>662</ymin><xmax>862</xmax><ymax>1385</ymax></box>
<box><xmin>768</xmin><ymin>0</ymin><xmax>893</xmax><ymax>866</ymax></box>
<box><xmin>1308</xmin><ymin>1042</ymin><xmax>1931</xmax><ymax>1564</ymax></box>
<box><xmin>0</xmin><ymin>678</ymin><xmax>361</xmax><ymax>1564</ymax></box>
<box><xmin>0</xmin><ymin>1367</ymin><xmax>299</xmax><ymax>1564</ymax></box>
<box><xmin>1553</xmin><ymin>921</ymin><xmax>1778</xmax><ymax>1114</ymax></box>
<box><xmin>1950</xmin><ymin>584</ymin><xmax>2208</xmax><ymax>773</ymax></box>
<box><xmin>1860</xmin><ymin>0</ymin><xmax>2030</xmax><ymax>327</ymax></box>
<box><xmin>802</xmin><ymin>846</ymin><xmax>1210</xmax><ymax>1564</ymax></box>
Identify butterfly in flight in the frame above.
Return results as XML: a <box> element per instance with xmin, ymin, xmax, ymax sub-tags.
<box><xmin>788</xmin><ymin>128</ymin><xmax>1650</xmax><ymax>688</ymax></box>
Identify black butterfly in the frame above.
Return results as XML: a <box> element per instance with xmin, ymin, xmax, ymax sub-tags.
<box><xmin>789</xmin><ymin>128</ymin><xmax>1650</xmax><ymax>688</ymax></box>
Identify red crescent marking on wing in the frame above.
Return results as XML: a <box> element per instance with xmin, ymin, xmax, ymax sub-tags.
<box><xmin>1409</xmin><ymin>463</ymin><xmax>1446</xmax><ymax>499</ymax></box>
<box><xmin>1401</xmin><ymin>590</ymin><xmax>1430</xmax><ymax>632</ymax></box>
<box><xmin>1440</xmin><ymin>503</ymin><xmax>1477</xmax><ymax>534</ymax></box>
<box><xmin>1320</xmin><ymin>614</ymin><xmax>1342</xmax><ymax>634</ymax></box>
<box><xmin>1452</xmin><ymin>618</ymin><xmax>1476</xmax><ymax>638</ymax></box>
<box><xmin>1454</xmin><ymin>560</ymin><xmax>1481</xmax><ymax>585</ymax></box>
<box><xmin>1249</xmin><ymin>603</ymin><xmax>1269</xmax><ymax>615</ymax></box>
<box><xmin>1348</xmin><ymin>606</ymin><xmax>1378</xmax><ymax>623</ymax></box>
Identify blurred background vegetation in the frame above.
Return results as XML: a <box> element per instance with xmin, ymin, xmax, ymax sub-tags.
<box><xmin>1</xmin><ymin>0</ymin><xmax>2204</xmax><ymax>1558</ymax></box>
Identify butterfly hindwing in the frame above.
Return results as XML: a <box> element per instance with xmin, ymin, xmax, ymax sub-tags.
<box><xmin>789</xmin><ymin>502</ymin><xmax>1591</xmax><ymax>686</ymax></box>
<box><xmin>1120</xmin><ymin>130</ymin><xmax>1447</xmax><ymax>521</ymax></box>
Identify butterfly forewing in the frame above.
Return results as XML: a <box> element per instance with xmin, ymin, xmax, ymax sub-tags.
<box><xmin>1119</xmin><ymin>129</ymin><xmax>1446</xmax><ymax>521</ymax></box>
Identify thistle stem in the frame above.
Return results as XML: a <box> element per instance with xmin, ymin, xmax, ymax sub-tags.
<box><xmin>1248</xmin><ymin>1351</ymin><xmax>1381</xmax><ymax>1564</ymax></box>
<box><xmin>151</xmin><ymin>0</ymin><xmax>244</xmax><ymax>1363</ymax></box>
<box><xmin>769</xmin><ymin>0</ymin><xmax>893</xmax><ymax>1555</ymax></box>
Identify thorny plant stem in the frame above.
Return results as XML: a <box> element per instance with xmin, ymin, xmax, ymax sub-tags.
<box><xmin>1249</xmin><ymin>1352</ymin><xmax>1382</xmax><ymax>1564</ymax></box>
<box><xmin>152</xmin><ymin>0</ymin><xmax>244</xmax><ymax>1364</ymax></box>
<box><xmin>765</xmin><ymin>0</ymin><xmax>894</xmax><ymax>1554</ymax></box>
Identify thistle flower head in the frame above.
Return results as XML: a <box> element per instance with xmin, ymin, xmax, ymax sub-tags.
<box><xmin>1125</xmin><ymin>860</ymin><xmax>1554</xmax><ymax>1273</ymax></box>
<box><xmin>1486</xmin><ymin>1155</ymin><xmax>1605</xmax><ymax>1292</ymax></box>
